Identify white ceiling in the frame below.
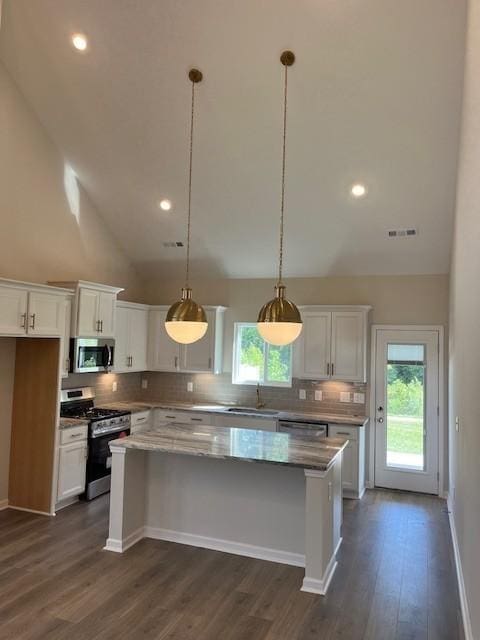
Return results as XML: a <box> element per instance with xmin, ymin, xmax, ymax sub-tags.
<box><xmin>0</xmin><ymin>0</ymin><xmax>467</xmax><ymax>279</ymax></box>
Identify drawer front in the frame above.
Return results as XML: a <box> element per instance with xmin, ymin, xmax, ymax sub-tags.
<box><xmin>60</xmin><ymin>425</ymin><xmax>88</xmax><ymax>445</ymax></box>
<box><xmin>154</xmin><ymin>409</ymin><xmax>213</xmax><ymax>426</ymax></box>
<box><xmin>328</xmin><ymin>424</ymin><xmax>358</xmax><ymax>441</ymax></box>
<box><xmin>131</xmin><ymin>410</ymin><xmax>151</xmax><ymax>427</ymax></box>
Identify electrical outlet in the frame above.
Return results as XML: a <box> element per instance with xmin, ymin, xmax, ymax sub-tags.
<box><xmin>340</xmin><ymin>392</ymin><xmax>351</xmax><ymax>403</ymax></box>
<box><xmin>353</xmin><ymin>393</ymin><xmax>365</xmax><ymax>404</ymax></box>
<box><xmin>455</xmin><ymin>416</ymin><xmax>460</xmax><ymax>432</ymax></box>
<box><xmin>299</xmin><ymin>389</ymin><xmax>307</xmax><ymax>400</ymax></box>
<box><xmin>187</xmin><ymin>381</ymin><xmax>194</xmax><ymax>393</ymax></box>
<box><xmin>314</xmin><ymin>390</ymin><xmax>323</xmax><ymax>401</ymax></box>
<box><xmin>112</xmin><ymin>381</ymin><xmax>117</xmax><ymax>392</ymax></box>
<box><xmin>141</xmin><ymin>379</ymin><xmax>148</xmax><ymax>390</ymax></box>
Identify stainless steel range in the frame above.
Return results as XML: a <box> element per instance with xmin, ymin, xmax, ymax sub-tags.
<box><xmin>60</xmin><ymin>387</ymin><xmax>131</xmax><ymax>500</ymax></box>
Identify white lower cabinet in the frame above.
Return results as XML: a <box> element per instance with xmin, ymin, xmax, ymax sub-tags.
<box><xmin>130</xmin><ymin>410</ymin><xmax>152</xmax><ymax>434</ymax></box>
<box><xmin>328</xmin><ymin>424</ymin><xmax>365</xmax><ymax>499</ymax></box>
<box><xmin>57</xmin><ymin>438</ymin><xmax>88</xmax><ymax>501</ymax></box>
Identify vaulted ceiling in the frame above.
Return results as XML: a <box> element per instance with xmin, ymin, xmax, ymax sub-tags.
<box><xmin>0</xmin><ymin>0</ymin><xmax>467</xmax><ymax>279</ymax></box>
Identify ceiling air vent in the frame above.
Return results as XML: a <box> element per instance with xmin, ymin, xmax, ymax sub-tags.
<box><xmin>387</xmin><ymin>228</ymin><xmax>418</xmax><ymax>239</ymax></box>
<box><xmin>162</xmin><ymin>241</ymin><xmax>184</xmax><ymax>248</ymax></box>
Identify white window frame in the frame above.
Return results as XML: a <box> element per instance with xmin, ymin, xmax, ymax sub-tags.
<box><xmin>232</xmin><ymin>322</ymin><xmax>292</xmax><ymax>387</ymax></box>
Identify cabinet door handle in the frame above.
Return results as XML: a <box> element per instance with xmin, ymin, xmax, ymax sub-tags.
<box><xmin>331</xmin><ymin>363</ymin><xmax>334</xmax><ymax>376</ymax></box>
<box><xmin>336</xmin><ymin>431</ymin><xmax>351</xmax><ymax>436</ymax></box>
<box><xmin>100</xmin><ymin>320</ymin><xmax>104</xmax><ymax>333</ymax></box>
<box><xmin>174</xmin><ymin>356</ymin><xmax>178</xmax><ymax>369</ymax></box>
<box><xmin>136</xmin><ymin>417</ymin><xmax>147</xmax><ymax>422</ymax></box>
<box><xmin>20</xmin><ymin>313</ymin><xmax>27</xmax><ymax>329</ymax></box>
<box><xmin>96</xmin><ymin>320</ymin><xmax>100</xmax><ymax>332</ymax></box>
<box><xmin>69</xmin><ymin>433</ymin><xmax>83</xmax><ymax>439</ymax></box>
<box><xmin>30</xmin><ymin>314</ymin><xmax>36</xmax><ymax>330</ymax></box>
<box><xmin>208</xmin><ymin>357</ymin><xmax>212</xmax><ymax>369</ymax></box>
<box><xmin>65</xmin><ymin>358</ymin><xmax>70</xmax><ymax>372</ymax></box>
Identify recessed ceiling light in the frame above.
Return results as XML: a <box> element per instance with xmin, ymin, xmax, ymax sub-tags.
<box><xmin>159</xmin><ymin>199</ymin><xmax>172</xmax><ymax>211</ymax></box>
<box><xmin>71</xmin><ymin>33</ymin><xmax>88</xmax><ymax>51</ymax></box>
<box><xmin>351</xmin><ymin>183</ymin><xmax>367</xmax><ymax>198</ymax></box>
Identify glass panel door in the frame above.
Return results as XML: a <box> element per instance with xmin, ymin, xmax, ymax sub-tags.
<box><xmin>386</xmin><ymin>344</ymin><xmax>425</xmax><ymax>471</ymax></box>
<box><xmin>374</xmin><ymin>329</ymin><xmax>439</xmax><ymax>494</ymax></box>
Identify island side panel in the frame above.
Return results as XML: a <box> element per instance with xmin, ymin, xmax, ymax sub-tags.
<box><xmin>105</xmin><ymin>446</ymin><xmax>147</xmax><ymax>552</ymax></box>
<box><xmin>143</xmin><ymin>452</ymin><xmax>306</xmax><ymax>564</ymax></box>
<box><xmin>302</xmin><ymin>455</ymin><xmax>342</xmax><ymax>595</ymax></box>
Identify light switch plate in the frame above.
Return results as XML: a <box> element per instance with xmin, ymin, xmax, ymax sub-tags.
<box><xmin>340</xmin><ymin>392</ymin><xmax>351</xmax><ymax>403</ymax></box>
<box><xmin>353</xmin><ymin>393</ymin><xmax>365</xmax><ymax>404</ymax></box>
<box><xmin>187</xmin><ymin>381</ymin><xmax>194</xmax><ymax>393</ymax></box>
<box><xmin>112</xmin><ymin>381</ymin><xmax>117</xmax><ymax>392</ymax></box>
<box><xmin>314</xmin><ymin>390</ymin><xmax>323</xmax><ymax>401</ymax></box>
<box><xmin>141</xmin><ymin>379</ymin><xmax>148</xmax><ymax>389</ymax></box>
<box><xmin>299</xmin><ymin>389</ymin><xmax>307</xmax><ymax>400</ymax></box>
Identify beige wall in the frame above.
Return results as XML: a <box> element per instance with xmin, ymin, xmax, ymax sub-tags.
<box><xmin>145</xmin><ymin>274</ymin><xmax>449</xmax><ymax>371</ymax></box>
<box><xmin>448</xmin><ymin>1</ymin><xmax>480</xmax><ymax>637</ymax></box>
<box><xmin>0</xmin><ymin>339</ymin><xmax>15</xmax><ymax>504</ymax></box>
<box><xmin>0</xmin><ymin>62</ymin><xmax>144</xmax><ymax>302</ymax></box>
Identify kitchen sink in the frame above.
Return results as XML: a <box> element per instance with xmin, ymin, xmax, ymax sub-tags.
<box><xmin>227</xmin><ymin>407</ymin><xmax>279</xmax><ymax>416</ymax></box>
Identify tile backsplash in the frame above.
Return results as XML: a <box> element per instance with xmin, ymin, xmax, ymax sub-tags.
<box><xmin>62</xmin><ymin>372</ymin><xmax>142</xmax><ymax>405</ymax></box>
<box><xmin>62</xmin><ymin>371</ymin><xmax>368</xmax><ymax>416</ymax></box>
<box><xmin>139</xmin><ymin>372</ymin><xmax>368</xmax><ymax>416</ymax></box>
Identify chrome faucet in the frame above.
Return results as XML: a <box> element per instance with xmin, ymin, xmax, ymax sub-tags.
<box><xmin>256</xmin><ymin>383</ymin><xmax>266</xmax><ymax>409</ymax></box>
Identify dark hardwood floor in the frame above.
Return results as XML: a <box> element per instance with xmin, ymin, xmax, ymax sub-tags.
<box><xmin>0</xmin><ymin>490</ymin><xmax>464</xmax><ymax>640</ymax></box>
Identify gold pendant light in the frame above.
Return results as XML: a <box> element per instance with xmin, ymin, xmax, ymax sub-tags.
<box><xmin>165</xmin><ymin>68</ymin><xmax>208</xmax><ymax>345</ymax></box>
<box><xmin>257</xmin><ymin>51</ymin><xmax>302</xmax><ymax>346</ymax></box>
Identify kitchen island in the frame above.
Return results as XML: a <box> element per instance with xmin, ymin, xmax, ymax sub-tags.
<box><xmin>106</xmin><ymin>423</ymin><xmax>348</xmax><ymax>595</ymax></box>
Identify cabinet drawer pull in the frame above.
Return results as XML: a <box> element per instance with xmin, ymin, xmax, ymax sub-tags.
<box><xmin>190</xmin><ymin>418</ymin><xmax>203</xmax><ymax>422</ymax></box>
<box><xmin>165</xmin><ymin>415</ymin><xmax>176</xmax><ymax>419</ymax></box>
<box><xmin>69</xmin><ymin>433</ymin><xmax>83</xmax><ymax>438</ymax></box>
<box><xmin>136</xmin><ymin>417</ymin><xmax>147</xmax><ymax>422</ymax></box>
<box><xmin>336</xmin><ymin>431</ymin><xmax>351</xmax><ymax>436</ymax></box>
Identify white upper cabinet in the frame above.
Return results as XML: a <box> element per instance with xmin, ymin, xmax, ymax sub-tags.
<box><xmin>148</xmin><ymin>308</ymin><xmax>181</xmax><ymax>372</ymax></box>
<box><xmin>0</xmin><ymin>285</ymin><xmax>28</xmax><ymax>335</ymax></box>
<box><xmin>49</xmin><ymin>281</ymin><xmax>123</xmax><ymax>338</ymax></box>
<box><xmin>148</xmin><ymin>306</ymin><xmax>226</xmax><ymax>374</ymax></box>
<box><xmin>28</xmin><ymin>292</ymin><xmax>66</xmax><ymax>336</ymax></box>
<box><xmin>115</xmin><ymin>303</ymin><xmax>149</xmax><ymax>372</ymax></box>
<box><xmin>0</xmin><ymin>280</ymin><xmax>72</xmax><ymax>339</ymax></box>
<box><xmin>330</xmin><ymin>311</ymin><xmax>364</xmax><ymax>381</ymax></box>
<box><xmin>294</xmin><ymin>306</ymin><xmax>370</xmax><ymax>382</ymax></box>
<box><xmin>296</xmin><ymin>311</ymin><xmax>331</xmax><ymax>379</ymax></box>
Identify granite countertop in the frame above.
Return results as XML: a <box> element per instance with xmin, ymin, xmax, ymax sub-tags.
<box><xmin>59</xmin><ymin>417</ymin><xmax>89</xmax><ymax>430</ymax></box>
<box><xmin>99</xmin><ymin>400</ymin><xmax>369</xmax><ymax>427</ymax></box>
<box><xmin>109</xmin><ymin>423</ymin><xmax>348</xmax><ymax>472</ymax></box>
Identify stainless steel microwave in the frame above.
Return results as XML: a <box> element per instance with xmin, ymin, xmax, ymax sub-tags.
<box><xmin>70</xmin><ymin>338</ymin><xmax>115</xmax><ymax>373</ymax></box>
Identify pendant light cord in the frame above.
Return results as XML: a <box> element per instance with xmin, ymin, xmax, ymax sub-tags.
<box><xmin>278</xmin><ymin>62</ymin><xmax>288</xmax><ymax>286</ymax></box>
<box><xmin>185</xmin><ymin>78</ymin><xmax>195</xmax><ymax>289</ymax></box>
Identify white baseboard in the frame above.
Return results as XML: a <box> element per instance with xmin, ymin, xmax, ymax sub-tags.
<box><xmin>447</xmin><ymin>494</ymin><xmax>473</xmax><ymax>640</ymax></box>
<box><xmin>104</xmin><ymin>526</ymin><xmax>144</xmax><ymax>553</ymax></box>
<box><xmin>365</xmin><ymin>480</ymin><xmax>374</xmax><ymax>489</ymax></box>
<box><xmin>0</xmin><ymin>499</ymin><xmax>8</xmax><ymax>511</ymax></box>
<box><xmin>301</xmin><ymin>553</ymin><xmax>337</xmax><ymax>595</ymax></box>
<box><xmin>7</xmin><ymin>505</ymin><xmax>54</xmax><ymax>516</ymax></box>
<box><xmin>143</xmin><ymin>526</ymin><xmax>306</xmax><ymax>568</ymax></box>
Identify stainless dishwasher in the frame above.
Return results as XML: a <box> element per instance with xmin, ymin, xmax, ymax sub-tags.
<box><xmin>278</xmin><ymin>420</ymin><xmax>328</xmax><ymax>438</ymax></box>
